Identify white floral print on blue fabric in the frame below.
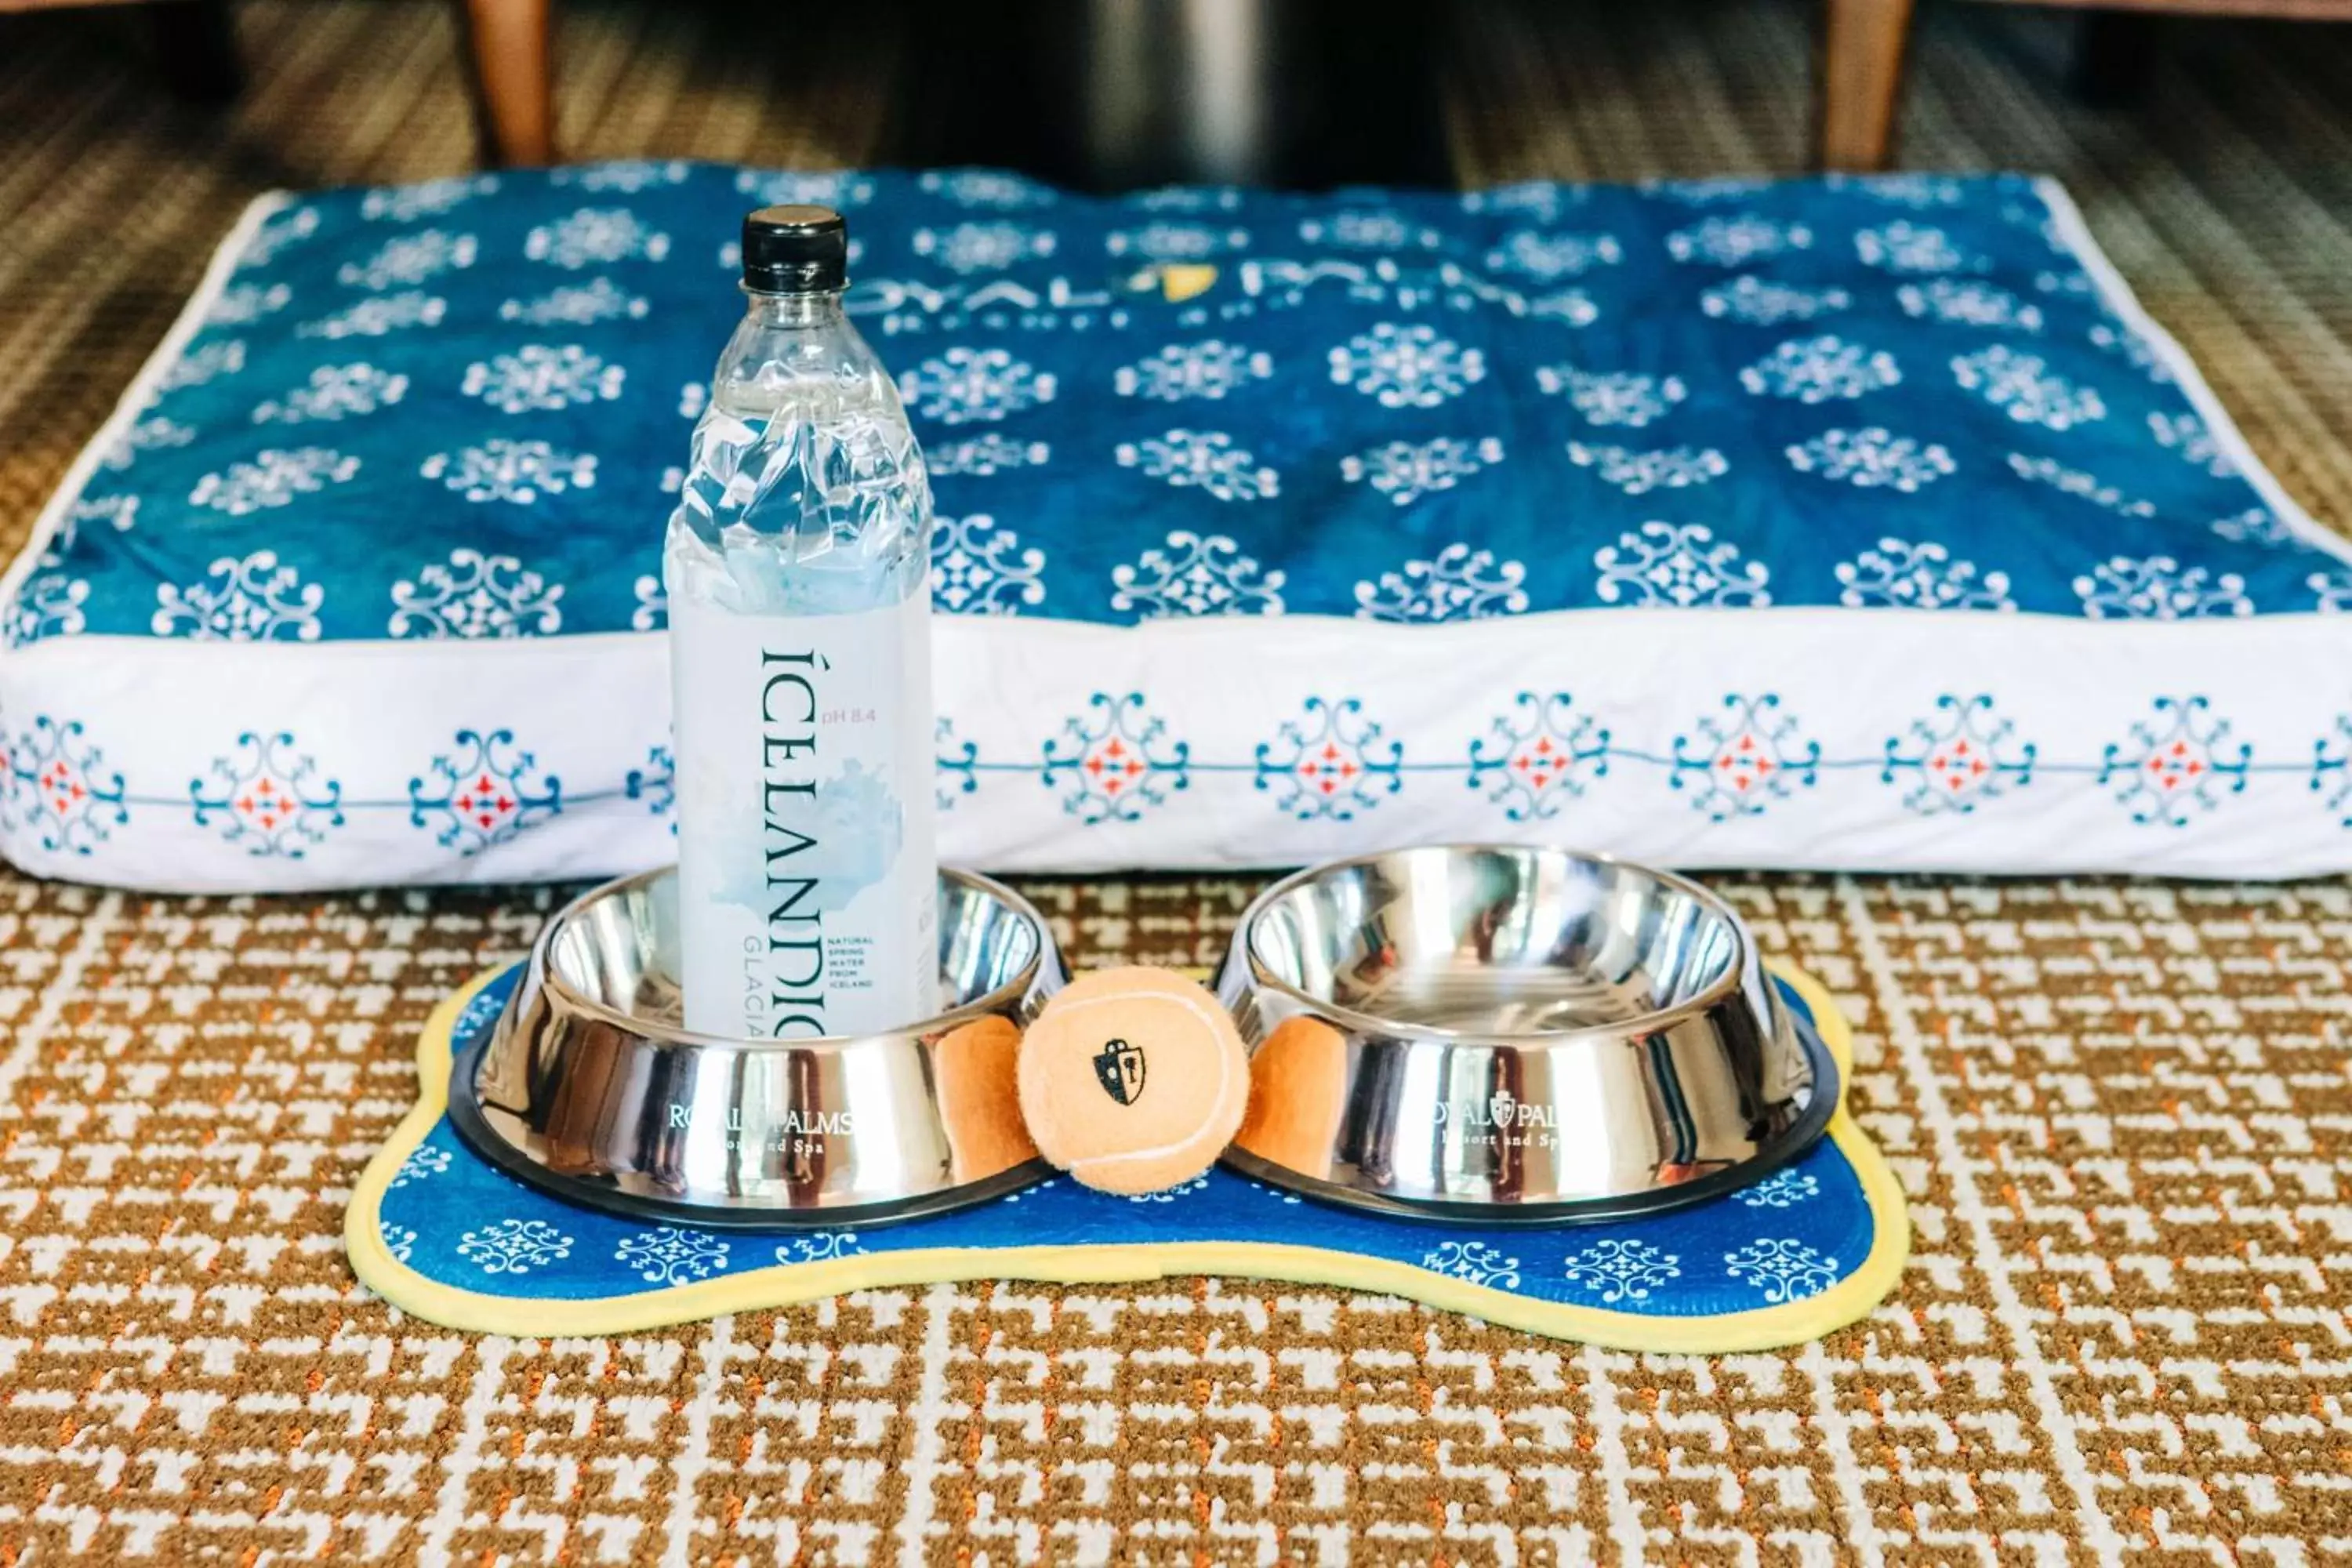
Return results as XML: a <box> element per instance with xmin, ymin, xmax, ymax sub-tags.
<box><xmin>159</xmin><ymin>339</ymin><xmax>245</xmax><ymax>391</ymax></box>
<box><xmin>1698</xmin><ymin>275</ymin><xmax>1849</xmax><ymax>324</ymax></box>
<box><xmin>1664</xmin><ymin>215</ymin><xmax>1811</xmax><ymax>267</ymax></box>
<box><xmin>1127</xmin><ymin>1174</ymin><xmax>1209</xmax><ymax>1203</ymax></box>
<box><xmin>525</xmin><ymin>208</ymin><xmax>670</xmax><ymax>268</ymax></box>
<box><xmin>1116</xmin><ymin>340</ymin><xmax>1272</xmax><ymax>401</ymax></box>
<box><xmin>913</xmin><ymin>221</ymin><xmax>1056</xmax><ymax>273</ymax></box>
<box><xmin>931</xmin><ymin>514</ymin><xmax>1047</xmax><ymax>615</ymax></box>
<box><xmin>1564</xmin><ymin>1239</ymin><xmax>1680</xmax><ymax>1304</ymax></box>
<box><xmin>389</xmin><ymin>1145</ymin><xmax>452</xmax><ymax>1189</ymax></box>
<box><xmin>296</xmin><ymin>292</ymin><xmax>446</xmax><ymax>339</ymax></box>
<box><xmin>1567</xmin><ymin>442</ymin><xmax>1727</xmax><ymax>495</ymax></box>
<box><xmin>2074</xmin><ymin>557</ymin><xmax>2252</xmax><ymax>620</ymax></box>
<box><xmin>1421</xmin><ymin>1241</ymin><xmax>1521</xmax><ymax>1288</ymax></box>
<box><xmin>2005</xmin><ymin>454</ymin><xmax>2154</xmax><ymax>518</ymax></box>
<box><xmin>188</xmin><ymin>448</ymin><xmax>359</xmax><ymax>516</ymax></box>
<box><xmin>339</xmin><ymin>230</ymin><xmax>477</xmax><ymax>289</ymax></box>
<box><xmin>1834</xmin><ymin>172</ymin><xmax>1965</xmax><ymax>208</ymax></box>
<box><xmin>1106</xmin><ymin>223</ymin><xmax>1250</xmax><ymax>260</ymax></box>
<box><xmin>380</xmin><ymin>1224</ymin><xmax>416</xmax><ymax>1264</ymax></box>
<box><xmin>1854</xmin><ymin>222</ymin><xmax>1971</xmax><ymax>274</ymax></box>
<box><xmin>421</xmin><ymin>440</ymin><xmax>597</xmax><ymax>504</ymax></box>
<box><xmin>1340</xmin><ymin>437</ymin><xmax>1504</xmax><ymax>507</ymax></box>
<box><xmin>776</xmin><ymin>1231</ymin><xmax>866</xmax><ymax>1262</ymax></box>
<box><xmin>2147</xmin><ymin>412</ymin><xmax>2236</xmax><ymax>477</ymax></box>
<box><xmin>1740</xmin><ymin>336</ymin><xmax>1900</xmax><ymax>403</ymax></box>
<box><xmin>1724</xmin><ymin>1238</ymin><xmax>1838</xmax><ymax>1302</ymax></box>
<box><xmin>389</xmin><ymin>550</ymin><xmax>564</xmax><ymax>639</ymax></box>
<box><xmin>1896</xmin><ymin>278</ymin><xmax>2042</xmax><ymax>333</ymax></box>
<box><xmin>102</xmin><ymin>416</ymin><xmax>195</xmax><ymax>471</ymax></box>
<box><xmin>1951</xmin><ymin>347</ymin><xmax>2104</xmax><ymax>430</ymax></box>
<box><xmin>1486</xmin><ymin>230</ymin><xmax>1621</xmax><ymax>279</ymax></box>
<box><xmin>614</xmin><ymin>1227</ymin><xmax>730</xmax><ymax>1286</ymax></box>
<box><xmin>251</xmin><ymin>363</ymin><xmax>409</xmax><ymax>425</ymax></box>
<box><xmin>5</xmin><ymin>572</ymin><xmax>89</xmax><ymax>648</ymax></box>
<box><xmin>2210</xmin><ymin>507</ymin><xmax>2288</xmax><ymax>546</ymax></box>
<box><xmin>457</xmin><ymin>1218</ymin><xmax>573</xmax><ymax>1277</ymax></box>
<box><xmin>500</xmin><ymin>277</ymin><xmax>650</xmax><ymax>325</ymax></box>
<box><xmin>1116</xmin><ymin>430</ymin><xmax>1279</xmax><ymax>502</ymax></box>
<box><xmin>1737</xmin><ymin>1168</ymin><xmax>1821</xmax><ymax>1209</ymax></box>
<box><xmin>2312</xmin><ymin>568</ymin><xmax>2352</xmax><ymax>613</ymax></box>
<box><xmin>1111</xmin><ymin>531</ymin><xmax>1283</xmax><ymax>617</ymax></box>
<box><xmin>462</xmin><ymin>345</ymin><xmax>626</xmax><ymax>414</ymax></box>
<box><xmin>631</xmin><ymin>575</ymin><xmax>665</xmax><ymax>631</ymax></box>
<box><xmin>1835</xmin><ymin>539</ymin><xmax>2013</xmax><ymax>612</ymax></box>
<box><xmin>1355</xmin><ymin>545</ymin><xmax>1528</xmax><ymax>623</ymax></box>
<box><xmin>1298</xmin><ymin>210</ymin><xmax>1442</xmax><ymax>249</ymax></box>
<box><xmin>1785</xmin><ymin>428</ymin><xmax>1953</xmax><ymax>492</ymax></box>
<box><xmin>1538</xmin><ymin>367</ymin><xmax>1686</xmax><ymax>428</ymax></box>
<box><xmin>918</xmin><ymin>169</ymin><xmax>1056</xmax><ymax>209</ymax></box>
<box><xmin>1594</xmin><ymin>523</ymin><xmax>1769</xmax><ymax>608</ymax></box>
<box><xmin>1328</xmin><ymin>323</ymin><xmax>1485</xmax><ymax>408</ymax></box>
<box><xmin>736</xmin><ymin>169</ymin><xmax>875</xmax><ymax>207</ymax></box>
<box><xmin>552</xmin><ymin>159</ymin><xmax>689</xmax><ymax>193</ymax></box>
<box><xmin>238</xmin><ymin>205</ymin><xmax>318</xmax><ymax>267</ymax></box>
<box><xmin>898</xmin><ymin>347</ymin><xmax>1057</xmax><ymax>424</ymax></box>
<box><xmin>360</xmin><ymin>174</ymin><xmax>496</xmax><ymax>221</ymax></box>
<box><xmin>209</xmin><ymin>281</ymin><xmax>292</xmax><ymax>325</ymax></box>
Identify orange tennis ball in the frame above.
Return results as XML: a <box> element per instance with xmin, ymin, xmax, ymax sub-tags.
<box><xmin>1232</xmin><ymin>1015</ymin><xmax>1348</xmax><ymax>1182</ymax></box>
<box><xmin>1015</xmin><ymin>966</ymin><xmax>1250</xmax><ymax>1196</ymax></box>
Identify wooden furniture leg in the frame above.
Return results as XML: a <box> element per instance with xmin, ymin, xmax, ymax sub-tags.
<box><xmin>458</xmin><ymin>0</ymin><xmax>554</xmax><ymax>167</ymax></box>
<box><xmin>1817</xmin><ymin>0</ymin><xmax>1916</xmax><ymax>170</ymax></box>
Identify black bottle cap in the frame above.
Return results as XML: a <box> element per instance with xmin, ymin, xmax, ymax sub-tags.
<box><xmin>741</xmin><ymin>205</ymin><xmax>848</xmax><ymax>293</ymax></box>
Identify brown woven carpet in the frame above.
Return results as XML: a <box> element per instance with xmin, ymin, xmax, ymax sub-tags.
<box><xmin>5</xmin><ymin>0</ymin><xmax>2352</xmax><ymax>1561</ymax></box>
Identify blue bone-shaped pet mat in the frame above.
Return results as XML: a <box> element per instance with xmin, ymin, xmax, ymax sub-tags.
<box><xmin>347</xmin><ymin>964</ymin><xmax>1907</xmax><ymax>1350</ymax></box>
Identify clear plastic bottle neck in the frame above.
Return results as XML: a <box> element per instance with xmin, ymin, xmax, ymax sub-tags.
<box><xmin>740</xmin><ymin>285</ymin><xmax>848</xmax><ymax>330</ymax></box>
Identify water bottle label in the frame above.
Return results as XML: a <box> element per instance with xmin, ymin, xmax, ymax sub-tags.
<box><xmin>670</xmin><ymin>586</ymin><xmax>938</xmax><ymax>1039</ymax></box>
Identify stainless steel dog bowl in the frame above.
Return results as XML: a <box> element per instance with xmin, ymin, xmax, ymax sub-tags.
<box><xmin>1218</xmin><ymin>846</ymin><xmax>1836</xmax><ymax>1223</ymax></box>
<box><xmin>449</xmin><ymin>867</ymin><xmax>1062</xmax><ymax>1229</ymax></box>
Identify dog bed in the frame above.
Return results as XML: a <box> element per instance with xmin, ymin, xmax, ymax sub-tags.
<box><xmin>5</xmin><ymin>163</ymin><xmax>2348</xmax><ymax>889</ymax></box>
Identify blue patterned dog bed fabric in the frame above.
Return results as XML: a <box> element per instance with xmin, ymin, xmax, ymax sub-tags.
<box><xmin>6</xmin><ymin>163</ymin><xmax>2349</xmax><ymax>889</ymax></box>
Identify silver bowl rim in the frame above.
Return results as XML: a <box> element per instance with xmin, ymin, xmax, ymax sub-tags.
<box><xmin>1232</xmin><ymin>843</ymin><xmax>1764</xmax><ymax>1048</ymax></box>
<box><xmin>529</xmin><ymin>863</ymin><xmax>1056</xmax><ymax>1051</ymax></box>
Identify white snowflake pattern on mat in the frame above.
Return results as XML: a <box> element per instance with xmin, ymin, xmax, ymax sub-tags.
<box><xmin>913</xmin><ymin>221</ymin><xmax>1055</xmax><ymax>274</ymax></box>
<box><xmin>101</xmin><ymin>416</ymin><xmax>195</xmax><ymax>470</ymax></box>
<box><xmin>1116</xmin><ymin>340</ymin><xmax>1272</xmax><ymax>401</ymax></box>
<box><xmin>208</xmin><ymin>281</ymin><xmax>292</xmax><ymax>325</ymax></box>
<box><xmin>5</xmin><ymin>572</ymin><xmax>89</xmax><ymax>648</ymax></box>
<box><xmin>1127</xmin><ymin>1174</ymin><xmax>1210</xmax><ymax>1204</ymax></box>
<box><xmin>1698</xmin><ymin>275</ymin><xmax>1850</xmax><ymax>325</ymax></box>
<box><xmin>380</xmin><ymin>1225</ymin><xmax>416</xmax><ymax>1264</ymax></box>
<box><xmin>463</xmin><ymin>345</ymin><xmax>626</xmax><ymax>413</ymax></box>
<box><xmin>2210</xmin><ymin>506</ymin><xmax>2289</xmax><ymax>546</ymax></box>
<box><xmin>777</xmin><ymin>1232</ymin><xmax>866</xmax><ymax>1263</ymax></box>
<box><xmin>389</xmin><ymin>1145</ymin><xmax>451</xmax><ymax>1189</ymax></box>
<box><xmin>1564</xmin><ymin>1239</ymin><xmax>1680</xmax><ymax>1305</ymax></box>
<box><xmin>1116</xmin><ymin>430</ymin><xmax>1279</xmax><ymax>502</ymax></box>
<box><xmin>2074</xmin><ymin>557</ymin><xmax>2252</xmax><ymax>619</ymax></box>
<box><xmin>1594</xmin><ymin>522</ymin><xmax>1769</xmax><ymax>608</ymax></box>
<box><xmin>390</xmin><ymin>550</ymin><xmax>564</xmax><ymax>638</ymax></box>
<box><xmin>926</xmin><ymin>434</ymin><xmax>1051</xmax><ymax>476</ymax></box>
<box><xmin>1105</xmin><ymin>223</ymin><xmax>1250</xmax><ymax>260</ymax></box>
<box><xmin>1835</xmin><ymin>538</ymin><xmax>2013</xmax><ymax>611</ymax></box>
<box><xmin>421</xmin><ymin>440</ymin><xmax>597</xmax><ymax>504</ymax></box>
<box><xmin>931</xmin><ymin>514</ymin><xmax>1046</xmax><ymax>615</ymax></box>
<box><xmin>1111</xmin><ymin>531</ymin><xmax>1284</xmax><ymax>617</ymax></box>
<box><xmin>1725</xmin><ymin>1238</ymin><xmax>1838</xmax><ymax>1302</ymax></box>
<box><xmin>1833</xmin><ymin>171</ymin><xmax>1965</xmax><ymax>208</ymax></box>
<box><xmin>297</xmin><ymin>292</ymin><xmax>446</xmax><ymax>339</ymax></box>
<box><xmin>1854</xmin><ymin>222</ymin><xmax>1970</xmax><ymax>274</ymax></box>
<box><xmin>2005</xmin><ymin>458</ymin><xmax>2150</xmax><ymax>525</ymax></box>
<box><xmin>1538</xmin><ymin>367</ymin><xmax>1686</xmax><ymax>428</ymax></box>
<box><xmin>1951</xmin><ymin>347</ymin><xmax>2104</xmax><ymax>430</ymax></box>
<box><xmin>159</xmin><ymin>339</ymin><xmax>245</xmax><ymax>392</ymax></box>
<box><xmin>1354</xmin><ymin>545</ymin><xmax>1527</xmax><ymax>623</ymax></box>
<box><xmin>1785</xmin><ymin>428</ymin><xmax>1953</xmax><ymax>492</ymax></box>
<box><xmin>500</xmin><ymin>277</ymin><xmax>650</xmax><ymax>325</ymax></box>
<box><xmin>2089</xmin><ymin>321</ymin><xmax>2174</xmax><ymax>383</ymax></box>
<box><xmin>1740</xmin><ymin>336</ymin><xmax>1900</xmax><ymax>403</ymax></box>
<box><xmin>2147</xmin><ymin>412</ymin><xmax>2236</xmax><ymax>477</ymax></box>
<box><xmin>1421</xmin><ymin>1241</ymin><xmax>1521</xmax><ymax>1288</ymax></box>
<box><xmin>898</xmin><ymin>347</ymin><xmax>1057</xmax><ymax>424</ymax></box>
<box><xmin>339</xmin><ymin>229</ymin><xmax>477</xmax><ymax>289</ymax></box>
<box><xmin>1341</xmin><ymin>437</ymin><xmax>1504</xmax><ymax>507</ymax></box>
<box><xmin>1328</xmin><ymin>323</ymin><xmax>1485</xmax><ymax>408</ymax></box>
<box><xmin>525</xmin><ymin>207</ymin><xmax>670</xmax><ymax>268</ymax></box>
<box><xmin>456</xmin><ymin>1218</ymin><xmax>573</xmax><ymax>1277</ymax></box>
<box><xmin>188</xmin><ymin>448</ymin><xmax>358</xmax><ymax>515</ymax></box>
<box><xmin>240</xmin><ymin>205</ymin><xmax>318</xmax><ymax>267</ymax></box>
<box><xmin>919</xmin><ymin>169</ymin><xmax>1056</xmax><ymax>209</ymax></box>
<box><xmin>1896</xmin><ymin>278</ymin><xmax>2042</xmax><ymax>333</ymax></box>
<box><xmin>1486</xmin><ymin>230</ymin><xmax>1621</xmax><ymax>280</ymax></box>
<box><xmin>553</xmin><ymin>159</ymin><xmax>690</xmax><ymax>192</ymax></box>
<box><xmin>251</xmin><ymin>363</ymin><xmax>409</xmax><ymax>424</ymax></box>
<box><xmin>2312</xmin><ymin>568</ymin><xmax>2352</xmax><ymax>613</ymax></box>
<box><xmin>151</xmin><ymin>550</ymin><xmax>325</xmax><ymax>641</ymax></box>
<box><xmin>1566</xmin><ymin>442</ymin><xmax>1726</xmax><ymax>495</ymax></box>
<box><xmin>1664</xmin><ymin>215</ymin><xmax>1810</xmax><ymax>267</ymax></box>
<box><xmin>1737</xmin><ymin>1168</ymin><xmax>1821</xmax><ymax>1209</ymax></box>
<box><xmin>736</xmin><ymin>169</ymin><xmax>875</xmax><ymax>207</ymax></box>
<box><xmin>613</xmin><ymin>1227</ymin><xmax>731</xmax><ymax>1286</ymax></box>
<box><xmin>360</xmin><ymin>174</ymin><xmax>496</xmax><ymax>220</ymax></box>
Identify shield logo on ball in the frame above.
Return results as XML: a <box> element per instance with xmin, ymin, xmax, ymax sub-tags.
<box><xmin>1093</xmin><ymin>1037</ymin><xmax>1146</xmax><ymax>1105</ymax></box>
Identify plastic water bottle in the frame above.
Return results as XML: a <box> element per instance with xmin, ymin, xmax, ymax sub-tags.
<box><xmin>665</xmin><ymin>205</ymin><xmax>938</xmax><ymax>1040</ymax></box>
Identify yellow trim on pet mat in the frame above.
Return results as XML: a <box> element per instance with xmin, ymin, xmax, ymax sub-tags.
<box><xmin>347</xmin><ymin>964</ymin><xmax>1908</xmax><ymax>1350</ymax></box>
